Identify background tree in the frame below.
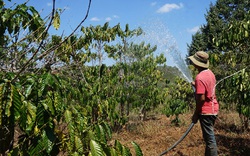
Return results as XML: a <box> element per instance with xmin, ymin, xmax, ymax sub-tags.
<box><xmin>0</xmin><ymin>1</ymin><xmax>45</xmax><ymax>72</ymax></box>
<box><xmin>81</xmin><ymin>22</ymin><xmax>117</xmax><ymax>66</ymax></box>
<box><xmin>105</xmin><ymin>25</ymin><xmax>166</xmax><ymax>120</ymax></box>
<box><xmin>164</xmin><ymin>77</ymin><xmax>194</xmax><ymax>125</ymax></box>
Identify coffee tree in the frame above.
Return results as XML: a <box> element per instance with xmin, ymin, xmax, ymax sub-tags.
<box><xmin>164</xmin><ymin>77</ymin><xmax>194</xmax><ymax>125</ymax></box>
<box><xmin>212</xmin><ymin>18</ymin><xmax>250</xmax><ymax>130</ymax></box>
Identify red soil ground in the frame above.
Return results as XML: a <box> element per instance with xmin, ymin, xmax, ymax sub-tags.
<box><xmin>111</xmin><ymin>111</ymin><xmax>250</xmax><ymax>156</ymax></box>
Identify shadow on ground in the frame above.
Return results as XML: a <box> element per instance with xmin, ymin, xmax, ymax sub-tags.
<box><xmin>217</xmin><ymin>134</ymin><xmax>250</xmax><ymax>156</ymax></box>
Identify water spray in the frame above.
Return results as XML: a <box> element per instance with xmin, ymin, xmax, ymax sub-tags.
<box><xmin>159</xmin><ymin>68</ymin><xmax>246</xmax><ymax>155</ymax></box>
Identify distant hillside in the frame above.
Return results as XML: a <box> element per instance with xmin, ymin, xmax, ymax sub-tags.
<box><xmin>157</xmin><ymin>65</ymin><xmax>185</xmax><ymax>83</ymax></box>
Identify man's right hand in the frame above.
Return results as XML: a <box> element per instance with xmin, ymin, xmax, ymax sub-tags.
<box><xmin>191</xmin><ymin>81</ymin><xmax>195</xmax><ymax>86</ymax></box>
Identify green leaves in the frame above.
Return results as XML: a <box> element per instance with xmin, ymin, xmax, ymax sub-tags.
<box><xmin>213</xmin><ymin>19</ymin><xmax>250</xmax><ymax>50</ymax></box>
<box><xmin>0</xmin><ymin>0</ymin><xmax>45</xmax><ymax>73</ymax></box>
<box><xmin>53</xmin><ymin>10</ymin><xmax>61</xmax><ymax>30</ymax></box>
<box><xmin>90</xmin><ymin>140</ymin><xmax>105</xmax><ymax>156</ymax></box>
<box><xmin>0</xmin><ymin>81</ymin><xmax>22</xmax><ymax>125</ymax></box>
<box><xmin>164</xmin><ymin>77</ymin><xmax>193</xmax><ymax>125</ymax></box>
<box><xmin>19</xmin><ymin>101</ymin><xmax>36</xmax><ymax>132</ymax></box>
<box><xmin>132</xmin><ymin>141</ymin><xmax>143</xmax><ymax>156</ymax></box>
<box><xmin>114</xmin><ymin>140</ymin><xmax>132</xmax><ymax>156</ymax></box>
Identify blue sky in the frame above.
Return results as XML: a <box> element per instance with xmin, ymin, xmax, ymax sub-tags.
<box><xmin>6</xmin><ymin>0</ymin><xmax>216</xmax><ymax>67</ymax></box>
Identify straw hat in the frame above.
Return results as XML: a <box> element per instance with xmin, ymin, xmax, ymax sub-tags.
<box><xmin>188</xmin><ymin>51</ymin><xmax>209</xmax><ymax>68</ymax></box>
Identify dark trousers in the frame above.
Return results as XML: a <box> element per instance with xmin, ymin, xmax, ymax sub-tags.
<box><xmin>199</xmin><ymin>115</ymin><xmax>218</xmax><ymax>156</ymax></box>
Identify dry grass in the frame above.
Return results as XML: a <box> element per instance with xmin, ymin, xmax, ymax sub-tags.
<box><xmin>111</xmin><ymin>110</ymin><xmax>250</xmax><ymax>156</ymax></box>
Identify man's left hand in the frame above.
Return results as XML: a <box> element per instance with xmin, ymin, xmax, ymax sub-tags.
<box><xmin>192</xmin><ymin>113</ymin><xmax>199</xmax><ymax>124</ymax></box>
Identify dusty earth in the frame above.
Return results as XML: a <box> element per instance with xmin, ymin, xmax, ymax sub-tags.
<box><xmin>112</xmin><ymin>111</ymin><xmax>250</xmax><ymax>156</ymax></box>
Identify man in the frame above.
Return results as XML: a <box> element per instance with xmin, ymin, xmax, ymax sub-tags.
<box><xmin>188</xmin><ymin>51</ymin><xmax>219</xmax><ymax>156</ymax></box>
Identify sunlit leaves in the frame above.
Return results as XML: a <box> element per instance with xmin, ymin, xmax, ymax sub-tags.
<box><xmin>19</xmin><ymin>101</ymin><xmax>36</xmax><ymax>132</ymax></box>
<box><xmin>164</xmin><ymin>77</ymin><xmax>193</xmax><ymax>124</ymax></box>
<box><xmin>0</xmin><ymin>81</ymin><xmax>22</xmax><ymax>124</ymax></box>
<box><xmin>75</xmin><ymin>136</ymin><xmax>83</xmax><ymax>153</ymax></box>
<box><xmin>53</xmin><ymin>10</ymin><xmax>61</xmax><ymax>30</ymax></box>
<box><xmin>90</xmin><ymin>140</ymin><xmax>105</xmax><ymax>156</ymax></box>
<box><xmin>28</xmin><ymin>130</ymin><xmax>54</xmax><ymax>156</ymax></box>
<box><xmin>131</xmin><ymin>141</ymin><xmax>143</xmax><ymax>156</ymax></box>
<box><xmin>0</xmin><ymin>1</ymin><xmax>45</xmax><ymax>72</ymax></box>
<box><xmin>213</xmin><ymin>19</ymin><xmax>250</xmax><ymax>50</ymax></box>
<box><xmin>114</xmin><ymin>140</ymin><xmax>132</xmax><ymax>156</ymax></box>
